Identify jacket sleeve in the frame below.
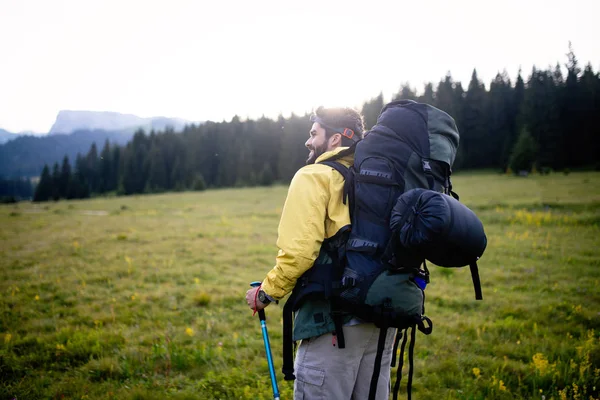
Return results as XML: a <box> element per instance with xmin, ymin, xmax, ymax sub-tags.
<box><xmin>260</xmin><ymin>167</ymin><xmax>330</xmax><ymax>300</ymax></box>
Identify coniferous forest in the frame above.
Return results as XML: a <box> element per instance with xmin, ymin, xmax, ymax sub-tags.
<box><xmin>29</xmin><ymin>49</ymin><xmax>600</xmax><ymax>202</ymax></box>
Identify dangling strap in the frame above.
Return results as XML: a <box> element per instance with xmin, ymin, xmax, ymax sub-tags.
<box><xmin>392</xmin><ymin>328</ymin><xmax>409</xmax><ymax>400</ymax></box>
<box><xmin>390</xmin><ymin>330</ymin><xmax>403</xmax><ymax>367</ymax></box>
<box><xmin>470</xmin><ymin>261</ymin><xmax>483</xmax><ymax>300</ymax></box>
<box><xmin>446</xmin><ymin>167</ymin><xmax>460</xmax><ymax>200</ymax></box>
<box><xmin>368</xmin><ymin>327</ymin><xmax>389</xmax><ymax>400</ymax></box>
<box><xmin>407</xmin><ymin>326</ymin><xmax>417</xmax><ymax>400</ymax></box>
<box><xmin>330</xmin><ymin>298</ymin><xmax>346</xmax><ymax>349</ymax></box>
<box><xmin>282</xmin><ymin>298</ymin><xmax>296</xmax><ymax>381</ymax></box>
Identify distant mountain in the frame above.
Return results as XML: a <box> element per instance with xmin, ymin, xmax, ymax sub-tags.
<box><xmin>0</xmin><ymin>110</ymin><xmax>197</xmax><ymax>178</ymax></box>
<box><xmin>0</xmin><ymin>129</ymin><xmax>136</xmax><ymax>178</ymax></box>
<box><xmin>49</xmin><ymin>110</ymin><xmax>190</xmax><ymax>135</ymax></box>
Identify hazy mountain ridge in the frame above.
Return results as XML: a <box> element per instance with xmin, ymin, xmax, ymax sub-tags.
<box><xmin>49</xmin><ymin>110</ymin><xmax>191</xmax><ymax>135</ymax></box>
<box><xmin>0</xmin><ymin>110</ymin><xmax>196</xmax><ymax>178</ymax></box>
<box><xmin>0</xmin><ymin>128</ymin><xmax>25</xmax><ymax>145</ymax></box>
<box><xmin>0</xmin><ymin>129</ymin><xmax>136</xmax><ymax>178</ymax></box>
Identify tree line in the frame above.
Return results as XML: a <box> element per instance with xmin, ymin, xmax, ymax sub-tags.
<box><xmin>32</xmin><ymin>48</ymin><xmax>600</xmax><ymax>202</ymax></box>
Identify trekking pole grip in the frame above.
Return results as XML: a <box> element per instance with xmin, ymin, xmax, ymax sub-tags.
<box><xmin>250</xmin><ymin>281</ymin><xmax>267</xmax><ymax>321</ymax></box>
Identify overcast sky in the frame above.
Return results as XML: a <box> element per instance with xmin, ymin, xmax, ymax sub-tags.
<box><xmin>1</xmin><ymin>0</ymin><xmax>598</xmax><ymax>133</ymax></box>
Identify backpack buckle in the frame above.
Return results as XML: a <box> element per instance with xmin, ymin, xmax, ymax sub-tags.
<box><xmin>341</xmin><ymin>276</ymin><xmax>356</xmax><ymax>288</ymax></box>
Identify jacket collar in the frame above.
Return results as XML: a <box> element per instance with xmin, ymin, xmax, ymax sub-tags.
<box><xmin>315</xmin><ymin>147</ymin><xmax>351</xmax><ymax>164</ymax></box>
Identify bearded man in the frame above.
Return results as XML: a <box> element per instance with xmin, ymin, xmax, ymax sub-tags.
<box><xmin>245</xmin><ymin>106</ymin><xmax>397</xmax><ymax>399</ymax></box>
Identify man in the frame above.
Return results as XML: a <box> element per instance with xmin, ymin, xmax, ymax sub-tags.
<box><xmin>245</xmin><ymin>106</ymin><xmax>396</xmax><ymax>399</ymax></box>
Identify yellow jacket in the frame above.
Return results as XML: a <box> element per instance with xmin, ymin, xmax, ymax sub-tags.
<box><xmin>261</xmin><ymin>147</ymin><xmax>353</xmax><ymax>300</ymax></box>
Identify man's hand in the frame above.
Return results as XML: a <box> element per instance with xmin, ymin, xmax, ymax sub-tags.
<box><xmin>246</xmin><ymin>286</ymin><xmax>269</xmax><ymax>311</ymax></box>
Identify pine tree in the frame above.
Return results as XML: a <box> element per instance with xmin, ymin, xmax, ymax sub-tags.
<box><xmin>99</xmin><ymin>140</ymin><xmax>112</xmax><ymax>193</ymax></box>
<box><xmin>512</xmin><ymin>70</ymin><xmax>526</xmax><ymax>155</ymax></box>
<box><xmin>70</xmin><ymin>154</ymin><xmax>90</xmax><ymax>199</ymax></box>
<box><xmin>578</xmin><ymin>64</ymin><xmax>600</xmax><ymax>167</ymax></box>
<box><xmin>111</xmin><ymin>146</ymin><xmax>121</xmax><ymax>193</ymax></box>
<box><xmin>460</xmin><ymin>69</ymin><xmax>488</xmax><ymax>169</ymax></box>
<box><xmin>86</xmin><ymin>143</ymin><xmax>100</xmax><ymax>194</ymax></box>
<box><xmin>145</xmin><ymin>145</ymin><xmax>167</xmax><ymax>192</ymax></box>
<box><xmin>418</xmin><ymin>83</ymin><xmax>435</xmax><ymax>105</ymax></box>
<box><xmin>488</xmin><ymin>71</ymin><xmax>514</xmax><ymax>169</ymax></box>
<box><xmin>170</xmin><ymin>157</ymin><xmax>185</xmax><ymax>191</ymax></box>
<box><xmin>561</xmin><ymin>44</ymin><xmax>583</xmax><ymax>167</ymax></box>
<box><xmin>393</xmin><ymin>83</ymin><xmax>417</xmax><ymax>101</ymax></box>
<box><xmin>59</xmin><ymin>156</ymin><xmax>72</xmax><ymax>198</ymax></box>
<box><xmin>51</xmin><ymin>162</ymin><xmax>61</xmax><ymax>201</ymax></box>
<box><xmin>120</xmin><ymin>130</ymin><xmax>150</xmax><ymax>194</ymax></box>
<box><xmin>259</xmin><ymin>162</ymin><xmax>275</xmax><ymax>186</ymax></box>
<box><xmin>278</xmin><ymin>113</ymin><xmax>307</xmax><ymax>183</ymax></box>
<box><xmin>34</xmin><ymin>165</ymin><xmax>53</xmax><ymax>202</ymax></box>
<box><xmin>509</xmin><ymin>128</ymin><xmax>537</xmax><ymax>173</ymax></box>
<box><xmin>361</xmin><ymin>93</ymin><xmax>384</xmax><ymax>130</ymax></box>
<box><xmin>435</xmin><ymin>74</ymin><xmax>459</xmax><ymax>117</ymax></box>
<box><xmin>522</xmin><ymin>67</ymin><xmax>561</xmax><ymax>169</ymax></box>
<box><xmin>192</xmin><ymin>173</ymin><xmax>206</xmax><ymax>191</ymax></box>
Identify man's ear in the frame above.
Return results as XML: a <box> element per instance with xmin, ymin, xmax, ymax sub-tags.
<box><xmin>329</xmin><ymin>133</ymin><xmax>342</xmax><ymax>148</ymax></box>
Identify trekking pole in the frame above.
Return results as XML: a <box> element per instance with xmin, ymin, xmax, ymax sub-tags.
<box><xmin>250</xmin><ymin>281</ymin><xmax>280</xmax><ymax>400</ymax></box>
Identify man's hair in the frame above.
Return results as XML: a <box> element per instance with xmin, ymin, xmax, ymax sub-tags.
<box><xmin>312</xmin><ymin>106</ymin><xmax>365</xmax><ymax>147</ymax></box>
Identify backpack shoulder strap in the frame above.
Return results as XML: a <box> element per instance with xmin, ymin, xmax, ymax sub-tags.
<box><xmin>319</xmin><ymin>160</ymin><xmax>355</xmax><ymax>213</ymax></box>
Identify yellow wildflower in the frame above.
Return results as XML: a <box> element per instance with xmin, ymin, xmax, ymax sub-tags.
<box><xmin>4</xmin><ymin>333</ymin><xmax>12</xmax><ymax>344</ymax></box>
<box><xmin>558</xmin><ymin>388</ymin><xmax>567</xmax><ymax>400</ymax></box>
<box><xmin>472</xmin><ymin>367</ymin><xmax>481</xmax><ymax>378</ymax></box>
<box><xmin>572</xmin><ymin>383</ymin><xmax>579</xmax><ymax>399</ymax></box>
<box><xmin>194</xmin><ymin>277</ymin><xmax>200</xmax><ymax>284</ymax></box>
<box><xmin>532</xmin><ymin>353</ymin><xmax>555</xmax><ymax>376</ymax></box>
<box><xmin>35</xmin><ymin>295</ymin><xmax>40</xmax><ymax>301</ymax></box>
<box><xmin>498</xmin><ymin>380</ymin><xmax>507</xmax><ymax>391</ymax></box>
<box><xmin>570</xmin><ymin>359</ymin><xmax>577</xmax><ymax>370</ymax></box>
<box><xmin>185</xmin><ymin>327</ymin><xmax>195</xmax><ymax>337</ymax></box>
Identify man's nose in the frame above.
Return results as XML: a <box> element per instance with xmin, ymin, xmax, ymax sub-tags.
<box><xmin>305</xmin><ymin>138</ymin><xmax>311</xmax><ymax>148</ymax></box>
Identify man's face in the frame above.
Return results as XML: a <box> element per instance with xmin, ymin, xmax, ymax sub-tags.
<box><xmin>305</xmin><ymin>122</ymin><xmax>335</xmax><ymax>164</ymax></box>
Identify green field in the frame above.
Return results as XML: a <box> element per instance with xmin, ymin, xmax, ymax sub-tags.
<box><xmin>1</xmin><ymin>172</ymin><xmax>599</xmax><ymax>400</ymax></box>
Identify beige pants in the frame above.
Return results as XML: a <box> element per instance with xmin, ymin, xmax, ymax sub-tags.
<box><xmin>293</xmin><ymin>323</ymin><xmax>397</xmax><ymax>400</ymax></box>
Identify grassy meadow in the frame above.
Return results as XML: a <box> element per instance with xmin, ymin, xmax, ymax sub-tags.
<box><xmin>1</xmin><ymin>171</ymin><xmax>599</xmax><ymax>400</ymax></box>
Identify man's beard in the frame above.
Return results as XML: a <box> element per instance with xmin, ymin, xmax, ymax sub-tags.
<box><xmin>306</xmin><ymin>142</ymin><xmax>328</xmax><ymax>165</ymax></box>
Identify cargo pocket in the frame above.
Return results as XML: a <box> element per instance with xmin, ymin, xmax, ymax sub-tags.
<box><xmin>294</xmin><ymin>364</ymin><xmax>325</xmax><ymax>400</ymax></box>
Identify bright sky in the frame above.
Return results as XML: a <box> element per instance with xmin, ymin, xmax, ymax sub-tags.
<box><xmin>1</xmin><ymin>0</ymin><xmax>598</xmax><ymax>133</ymax></box>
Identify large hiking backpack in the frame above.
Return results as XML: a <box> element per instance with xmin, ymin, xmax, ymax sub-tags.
<box><xmin>282</xmin><ymin>100</ymin><xmax>487</xmax><ymax>400</ymax></box>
